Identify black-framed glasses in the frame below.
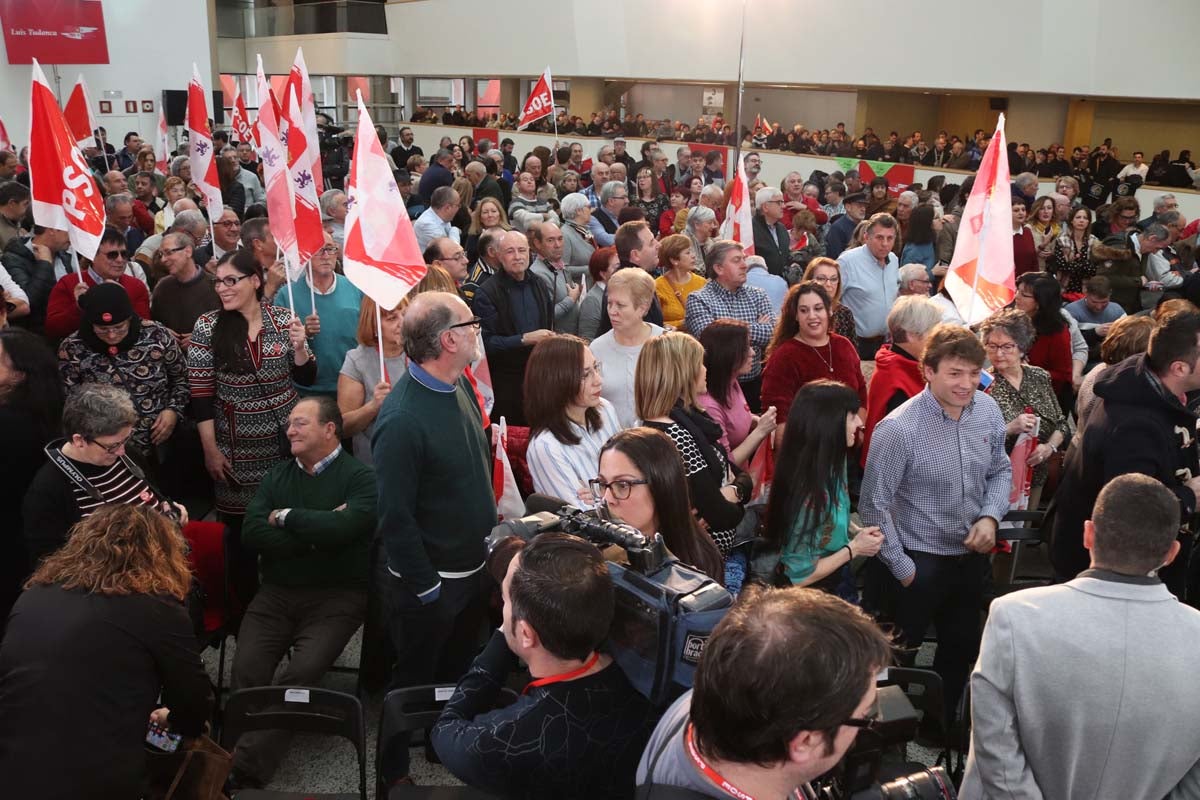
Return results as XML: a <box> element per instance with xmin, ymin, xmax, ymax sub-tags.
<box><xmin>316</xmin><ymin>245</ymin><xmax>339</xmax><ymax>256</ymax></box>
<box><xmin>162</xmin><ymin>245</ymin><xmax>189</xmax><ymax>255</ymax></box>
<box><xmin>588</xmin><ymin>478</ymin><xmax>649</xmax><ymax>501</ymax></box>
<box><xmin>216</xmin><ymin>220</ymin><xmax>242</xmax><ymax>228</ymax></box>
<box><xmin>210</xmin><ymin>274</ymin><xmax>254</xmax><ymax>288</ymax></box>
<box><xmin>88</xmin><ymin>433</ymin><xmax>131</xmax><ymax>454</ymax></box>
<box><xmin>446</xmin><ymin>316</ymin><xmax>482</xmax><ymax>331</ymax></box>
<box><xmin>842</xmin><ymin>701</ymin><xmax>881</xmax><ymax>732</ymax></box>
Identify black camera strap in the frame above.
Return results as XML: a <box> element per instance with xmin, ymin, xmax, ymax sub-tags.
<box><xmin>43</xmin><ymin>440</ymin><xmax>167</xmax><ymax>505</ymax></box>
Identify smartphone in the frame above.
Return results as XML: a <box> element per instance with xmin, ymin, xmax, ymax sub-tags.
<box><xmin>146</xmin><ymin>721</ymin><xmax>182</xmax><ymax>753</ymax></box>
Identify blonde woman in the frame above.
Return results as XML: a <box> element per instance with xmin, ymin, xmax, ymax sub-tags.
<box><xmin>338</xmin><ymin>296</ymin><xmax>406</xmax><ymax>466</ymax></box>
<box><xmin>465</xmin><ymin>196</ymin><xmax>512</xmax><ymax>262</ymax></box>
<box><xmin>588</xmin><ymin>267</ymin><xmax>662</xmax><ymax>428</ymax></box>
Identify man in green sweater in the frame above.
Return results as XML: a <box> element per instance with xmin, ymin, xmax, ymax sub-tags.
<box><xmin>230</xmin><ymin>395</ymin><xmax>377</xmax><ymax>790</ymax></box>
<box><xmin>372</xmin><ymin>291</ymin><xmax>498</xmax><ymax>786</ymax></box>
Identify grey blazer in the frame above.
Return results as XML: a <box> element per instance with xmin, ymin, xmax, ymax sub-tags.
<box><xmin>562</xmin><ymin>221</ymin><xmax>597</xmax><ymax>268</ymax></box>
<box><xmin>961</xmin><ymin>574</ymin><xmax>1200</xmax><ymax>800</ymax></box>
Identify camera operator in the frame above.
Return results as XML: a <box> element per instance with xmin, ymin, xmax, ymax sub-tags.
<box><xmin>430</xmin><ymin>532</ymin><xmax>659</xmax><ymax>799</ymax></box>
<box><xmin>315</xmin><ymin>113</ymin><xmax>349</xmax><ymax>191</ymax></box>
<box><xmin>636</xmin><ymin>586</ymin><xmax>892</xmax><ymax>799</ymax></box>
<box><xmin>961</xmin><ymin>474</ymin><xmax>1200</xmax><ymax>800</ymax></box>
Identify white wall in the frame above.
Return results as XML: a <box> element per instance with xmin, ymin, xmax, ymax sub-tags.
<box><xmin>1005</xmin><ymin>95</ymin><xmax>1070</xmax><ymax>150</ymax></box>
<box><xmin>626</xmin><ymin>84</ymin><xmax>703</xmax><ymax>127</ymax></box>
<box><xmin>366</xmin><ymin>0</ymin><xmax>1200</xmax><ymax>101</ymax></box>
<box><xmin>742</xmin><ymin>88</ymin><xmax>857</xmax><ymax>133</ymax></box>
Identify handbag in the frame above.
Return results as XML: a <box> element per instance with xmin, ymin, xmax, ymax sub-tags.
<box><xmin>144</xmin><ymin>734</ymin><xmax>232</xmax><ymax>800</ymax></box>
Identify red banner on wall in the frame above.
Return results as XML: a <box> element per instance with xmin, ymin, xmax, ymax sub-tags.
<box><xmin>0</xmin><ymin>0</ymin><xmax>109</xmax><ymax>64</ymax></box>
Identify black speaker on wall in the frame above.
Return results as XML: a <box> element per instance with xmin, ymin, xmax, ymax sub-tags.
<box><xmin>988</xmin><ymin>96</ymin><xmax>1009</xmax><ymax>111</ymax></box>
<box><xmin>161</xmin><ymin>89</ymin><xmax>226</xmax><ymax>126</ymax></box>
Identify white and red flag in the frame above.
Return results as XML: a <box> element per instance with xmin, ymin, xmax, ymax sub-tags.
<box><xmin>518</xmin><ymin>67</ymin><xmax>554</xmax><ymax>130</ymax></box>
<box><xmin>492</xmin><ymin>418</ymin><xmax>524</xmax><ymax>521</ymax></box>
<box><xmin>62</xmin><ymin>74</ymin><xmax>98</xmax><ymax>149</ymax></box>
<box><xmin>155</xmin><ymin>109</ymin><xmax>171</xmax><ymax>175</ymax></box>
<box><xmin>255</xmin><ymin>56</ymin><xmax>300</xmax><ymax>285</ymax></box>
<box><xmin>283</xmin><ymin>48</ymin><xmax>324</xmax><ymax>192</ymax></box>
<box><xmin>28</xmin><ymin>59</ymin><xmax>106</xmax><ymax>263</ymax></box>
<box><xmin>341</xmin><ymin>90</ymin><xmax>426</xmax><ymax>310</ymax></box>
<box><xmin>0</xmin><ymin>117</ymin><xmax>10</xmax><ymax>150</ymax></box>
<box><xmin>230</xmin><ymin>81</ymin><xmax>257</xmax><ymax>149</ymax></box>
<box><xmin>719</xmin><ymin>150</ymin><xmax>755</xmax><ymax>255</ymax></box>
<box><xmin>186</xmin><ymin>64</ymin><xmax>224</xmax><ymax>227</ymax></box>
<box><xmin>282</xmin><ymin>84</ymin><xmax>325</xmax><ymax>267</ymax></box>
<box><xmin>945</xmin><ymin>114</ymin><xmax>1015</xmax><ymax>325</ymax></box>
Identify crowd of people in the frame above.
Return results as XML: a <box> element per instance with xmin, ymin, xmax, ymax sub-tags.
<box><xmin>2</xmin><ymin>113</ymin><xmax>1200</xmax><ymax>800</ymax></box>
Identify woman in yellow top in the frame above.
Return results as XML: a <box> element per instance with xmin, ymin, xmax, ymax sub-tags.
<box><xmin>654</xmin><ymin>234</ymin><xmax>707</xmax><ymax>329</ymax></box>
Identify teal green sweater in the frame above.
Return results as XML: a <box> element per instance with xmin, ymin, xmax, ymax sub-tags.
<box><xmin>242</xmin><ymin>450</ymin><xmax>377</xmax><ymax>589</ymax></box>
<box><xmin>372</xmin><ymin>367</ymin><xmax>496</xmax><ymax>596</ymax></box>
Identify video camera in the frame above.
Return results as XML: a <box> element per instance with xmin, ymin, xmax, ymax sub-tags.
<box><xmin>487</xmin><ymin>496</ymin><xmax>733</xmax><ymax>707</ymax></box>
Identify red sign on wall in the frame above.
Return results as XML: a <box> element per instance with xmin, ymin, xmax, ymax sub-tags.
<box><xmin>0</xmin><ymin>0</ymin><xmax>109</xmax><ymax>64</ymax></box>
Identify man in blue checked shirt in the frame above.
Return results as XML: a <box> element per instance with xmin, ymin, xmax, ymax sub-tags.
<box><xmin>860</xmin><ymin>324</ymin><xmax>1011</xmax><ymax>725</ymax></box>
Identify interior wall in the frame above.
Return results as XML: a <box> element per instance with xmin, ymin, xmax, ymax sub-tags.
<box><xmin>1005</xmin><ymin>95</ymin><xmax>1069</xmax><ymax>149</ymax></box>
<box><xmin>626</xmin><ymin>84</ymin><xmax>702</xmax><ymax>125</ymax></box>
<box><xmin>936</xmin><ymin>96</ymin><xmax>996</xmax><ymax>142</ymax></box>
<box><xmin>1092</xmin><ymin>101</ymin><xmax>1200</xmax><ymax>160</ymax></box>
<box><xmin>742</xmin><ymin>88</ymin><xmax>857</xmax><ymax>133</ymax></box>
<box><xmin>855</xmin><ymin>91</ymin><xmax>940</xmax><ymax>140</ymax></box>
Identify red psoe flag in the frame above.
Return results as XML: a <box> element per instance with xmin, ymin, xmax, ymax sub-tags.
<box><xmin>285</xmin><ymin>48</ymin><xmax>323</xmax><ymax>191</ymax></box>
<box><xmin>518</xmin><ymin>67</ymin><xmax>554</xmax><ymax>130</ymax></box>
<box><xmin>187</xmin><ymin>64</ymin><xmax>224</xmax><ymax>225</ymax></box>
<box><xmin>255</xmin><ymin>56</ymin><xmax>300</xmax><ymax>279</ymax></box>
<box><xmin>28</xmin><ymin>59</ymin><xmax>106</xmax><ymax>260</ymax></box>
<box><xmin>62</xmin><ymin>74</ymin><xmax>98</xmax><ymax>149</ymax></box>
<box><xmin>719</xmin><ymin>150</ymin><xmax>755</xmax><ymax>256</ymax></box>
<box><xmin>341</xmin><ymin>91</ymin><xmax>426</xmax><ymax>310</ymax></box>
<box><xmin>283</xmin><ymin>85</ymin><xmax>325</xmax><ymax>266</ymax></box>
<box><xmin>230</xmin><ymin>81</ymin><xmax>257</xmax><ymax>148</ymax></box>
<box><xmin>944</xmin><ymin>113</ymin><xmax>1015</xmax><ymax>324</ymax></box>
<box><xmin>155</xmin><ymin>109</ymin><xmax>170</xmax><ymax>175</ymax></box>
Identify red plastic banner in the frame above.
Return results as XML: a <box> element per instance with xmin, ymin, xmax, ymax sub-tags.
<box><xmin>0</xmin><ymin>0</ymin><xmax>109</xmax><ymax>64</ymax></box>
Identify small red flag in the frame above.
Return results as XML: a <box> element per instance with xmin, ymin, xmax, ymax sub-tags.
<box><xmin>187</xmin><ymin>64</ymin><xmax>224</xmax><ymax>225</ymax></box>
<box><xmin>62</xmin><ymin>74</ymin><xmax>98</xmax><ymax>149</ymax></box>
<box><xmin>518</xmin><ymin>68</ymin><xmax>554</xmax><ymax>130</ymax></box>
<box><xmin>230</xmin><ymin>82</ymin><xmax>257</xmax><ymax>148</ymax></box>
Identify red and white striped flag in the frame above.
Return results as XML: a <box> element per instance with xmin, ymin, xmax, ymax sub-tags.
<box><xmin>282</xmin><ymin>84</ymin><xmax>325</xmax><ymax>267</ymax></box>
<box><xmin>518</xmin><ymin>67</ymin><xmax>554</xmax><ymax>130</ymax></box>
<box><xmin>28</xmin><ymin>59</ymin><xmax>106</xmax><ymax>262</ymax></box>
<box><xmin>230</xmin><ymin>81</ymin><xmax>257</xmax><ymax>149</ymax></box>
<box><xmin>155</xmin><ymin>109</ymin><xmax>170</xmax><ymax>175</ymax></box>
<box><xmin>284</xmin><ymin>48</ymin><xmax>323</xmax><ymax>192</ymax></box>
<box><xmin>945</xmin><ymin>114</ymin><xmax>1015</xmax><ymax>324</ymax></box>
<box><xmin>719</xmin><ymin>150</ymin><xmax>754</xmax><ymax>255</ymax></box>
<box><xmin>62</xmin><ymin>74</ymin><xmax>97</xmax><ymax>149</ymax></box>
<box><xmin>186</xmin><ymin>64</ymin><xmax>224</xmax><ymax>226</ymax></box>
<box><xmin>340</xmin><ymin>90</ymin><xmax>426</xmax><ymax>310</ymax></box>
<box><xmin>255</xmin><ymin>56</ymin><xmax>300</xmax><ymax>281</ymax></box>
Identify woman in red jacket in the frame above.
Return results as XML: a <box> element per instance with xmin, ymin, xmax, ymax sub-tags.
<box><xmin>1012</xmin><ymin>201</ymin><xmax>1040</xmax><ymax>278</ymax></box>
<box><xmin>1015</xmin><ymin>272</ymin><xmax>1073</xmax><ymax>411</ymax></box>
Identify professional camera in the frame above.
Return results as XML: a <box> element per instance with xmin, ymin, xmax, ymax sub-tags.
<box><xmin>487</xmin><ymin>497</ymin><xmax>733</xmax><ymax>707</ymax></box>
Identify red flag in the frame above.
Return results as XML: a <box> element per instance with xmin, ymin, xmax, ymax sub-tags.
<box><xmin>0</xmin><ymin>117</ymin><xmax>9</xmax><ymax>150</ymax></box>
<box><xmin>719</xmin><ymin>151</ymin><xmax>754</xmax><ymax>255</ymax></box>
<box><xmin>256</xmin><ymin>56</ymin><xmax>300</xmax><ymax>280</ymax></box>
<box><xmin>230</xmin><ymin>81</ymin><xmax>256</xmax><ymax>148</ymax></box>
<box><xmin>187</xmin><ymin>64</ymin><xmax>224</xmax><ymax>225</ymax></box>
<box><xmin>62</xmin><ymin>74</ymin><xmax>97</xmax><ymax>149</ymax></box>
<box><xmin>282</xmin><ymin>85</ymin><xmax>324</xmax><ymax>266</ymax></box>
<box><xmin>155</xmin><ymin>109</ymin><xmax>170</xmax><ymax>175</ymax></box>
<box><xmin>945</xmin><ymin>114</ymin><xmax>1014</xmax><ymax>324</ymax></box>
<box><xmin>341</xmin><ymin>90</ymin><xmax>426</xmax><ymax>310</ymax></box>
<box><xmin>518</xmin><ymin>67</ymin><xmax>554</xmax><ymax>130</ymax></box>
<box><xmin>28</xmin><ymin>59</ymin><xmax>105</xmax><ymax>260</ymax></box>
<box><xmin>284</xmin><ymin>48</ymin><xmax>324</xmax><ymax>192</ymax></box>
<box><xmin>492</xmin><ymin>418</ymin><xmax>524</xmax><ymax>521</ymax></box>
<box><xmin>754</xmin><ymin>113</ymin><xmax>762</xmax><ymax>132</ymax></box>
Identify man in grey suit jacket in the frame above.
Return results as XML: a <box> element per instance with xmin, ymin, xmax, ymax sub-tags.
<box><xmin>961</xmin><ymin>473</ymin><xmax>1200</xmax><ymax>800</ymax></box>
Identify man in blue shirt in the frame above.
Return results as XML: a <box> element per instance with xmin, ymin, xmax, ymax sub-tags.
<box><xmin>860</xmin><ymin>324</ymin><xmax>1011</xmax><ymax>725</ymax></box>
<box><xmin>824</xmin><ymin>191</ymin><xmax>867</xmax><ymax>259</ymax></box>
<box><xmin>837</xmin><ymin>212</ymin><xmax>900</xmax><ymax>359</ymax></box>
<box><xmin>1064</xmin><ymin>276</ymin><xmax>1126</xmax><ymax>365</ymax></box>
<box><xmin>290</xmin><ymin>231</ymin><xmax>362</xmax><ymax>398</ymax></box>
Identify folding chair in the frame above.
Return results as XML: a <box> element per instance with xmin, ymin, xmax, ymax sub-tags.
<box><xmin>375</xmin><ymin>685</ymin><xmax>506</xmax><ymax>800</ymax></box>
<box><xmin>998</xmin><ymin>509</ymin><xmax>1048</xmax><ymax>588</ymax></box>
<box><xmin>221</xmin><ymin>686</ymin><xmax>367</xmax><ymax>800</ymax></box>
<box><xmin>879</xmin><ymin>667</ymin><xmax>947</xmax><ymax>764</ymax></box>
<box><xmin>181</xmin><ymin>521</ymin><xmax>240</xmax><ymax>707</ymax></box>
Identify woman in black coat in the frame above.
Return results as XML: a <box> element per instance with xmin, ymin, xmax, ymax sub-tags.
<box><xmin>0</xmin><ymin>504</ymin><xmax>212</xmax><ymax>800</ymax></box>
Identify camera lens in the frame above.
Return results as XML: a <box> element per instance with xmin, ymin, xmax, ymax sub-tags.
<box><xmin>877</xmin><ymin>767</ymin><xmax>956</xmax><ymax>799</ymax></box>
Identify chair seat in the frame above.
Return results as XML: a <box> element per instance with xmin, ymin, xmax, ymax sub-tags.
<box><xmin>235</xmin><ymin>790</ymin><xmax>361</xmax><ymax>800</ymax></box>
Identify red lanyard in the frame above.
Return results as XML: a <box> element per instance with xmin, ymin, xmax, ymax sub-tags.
<box><xmin>685</xmin><ymin>724</ymin><xmax>803</xmax><ymax>800</ymax></box>
<box><xmin>522</xmin><ymin>651</ymin><xmax>599</xmax><ymax>695</ymax></box>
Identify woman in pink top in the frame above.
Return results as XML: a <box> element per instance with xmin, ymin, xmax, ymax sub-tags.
<box><xmin>696</xmin><ymin>319</ymin><xmax>778</xmax><ymax>467</ymax></box>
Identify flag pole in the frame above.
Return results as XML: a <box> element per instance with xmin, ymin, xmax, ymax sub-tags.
<box><xmin>70</xmin><ymin>247</ymin><xmax>83</xmax><ymax>282</ymax></box>
<box><xmin>375</xmin><ymin>301</ymin><xmax>387</xmax><ymax>384</ymax></box>
<box><xmin>731</xmin><ymin>0</ymin><xmax>749</xmax><ymax>179</ymax></box>
<box><xmin>306</xmin><ymin>260</ymin><xmax>316</xmax><ymax>310</ymax></box>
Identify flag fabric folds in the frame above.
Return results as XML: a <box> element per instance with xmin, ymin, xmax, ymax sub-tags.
<box><xmin>518</xmin><ymin>68</ymin><xmax>554</xmax><ymax>130</ymax></box>
<box><xmin>255</xmin><ymin>56</ymin><xmax>301</xmax><ymax>282</ymax></box>
<box><xmin>282</xmin><ymin>84</ymin><xmax>325</xmax><ymax>267</ymax></box>
<box><xmin>945</xmin><ymin>114</ymin><xmax>1015</xmax><ymax>325</ymax></box>
<box><xmin>28</xmin><ymin>59</ymin><xmax>105</xmax><ymax>260</ymax></box>
<box><xmin>155</xmin><ymin>109</ymin><xmax>170</xmax><ymax>175</ymax></box>
<box><xmin>492</xmin><ymin>418</ymin><xmax>524</xmax><ymax>522</ymax></box>
<box><xmin>284</xmin><ymin>48</ymin><xmax>324</xmax><ymax>192</ymax></box>
<box><xmin>719</xmin><ymin>150</ymin><xmax>755</xmax><ymax>256</ymax></box>
<box><xmin>186</xmin><ymin>64</ymin><xmax>224</xmax><ymax>226</ymax></box>
<box><xmin>62</xmin><ymin>74</ymin><xmax>97</xmax><ymax>149</ymax></box>
<box><xmin>230</xmin><ymin>81</ymin><xmax>257</xmax><ymax>149</ymax></box>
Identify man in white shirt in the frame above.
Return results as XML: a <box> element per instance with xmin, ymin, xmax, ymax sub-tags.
<box><xmin>412</xmin><ymin>186</ymin><xmax>461</xmax><ymax>251</ymax></box>
<box><xmin>1116</xmin><ymin>150</ymin><xmax>1149</xmax><ymax>182</ymax></box>
<box><xmin>837</xmin><ymin>213</ymin><xmax>900</xmax><ymax>359</ymax></box>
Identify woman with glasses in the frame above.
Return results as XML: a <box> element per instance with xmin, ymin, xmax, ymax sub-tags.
<box><xmin>632</xmin><ymin>167</ymin><xmax>668</xmax><ymax>233</ymax></box>
<box><xmin>338</xmin><ymin>296</ymin><xmax>406</xmax><ymax>467</ymax></box>
<box><xmin>1049</xmin><ymin>206</ymin><xmax>1099</xmax><ymax>295</ymax></box>
<box><xmin>525</xmin><ymin>335</ymin><xmax>622</xmax><ymax>509</ymax></box>
<box><xmin>58</xmin><ymin>283</ymin><xmax>189</xmax><ymax>470</ymax></box>
<box><xmin>980</xmin><ymin>308</ymin><xmax>1068</xmax><ymax>514</ymax></box>
<box><xmin>188</xmin><ymin>249</ymin><xmax>314</xmax><ymax>524</ymax></box>
<box><xmin>1013</xmin><ymin>272</ymin><xmax>1074</xmax><ymax>405</ymax></box>
<box><xmin>594</xmin><ymin>428</ymin><xmax>724</xmax><ymax>584</ymax></box>
<box><xmin>801</xmin><ymin>257</ymin><xmax>858</xmax><ymax>348</ymax></box>
<box><xmin>758</xmin><ymin>380</ymin><xmax>883</xmax><ymax>598</ymax></box>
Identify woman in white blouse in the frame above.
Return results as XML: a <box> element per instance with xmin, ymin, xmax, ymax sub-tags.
<box><xmin>524</xmin><ymin>334</ymin><xmax>622</xmax><ymax>509</ymax></box>
<box><xmin>588</xmin><ymin>268</ymin><xmax>663</xmax><ymax>428</ymax></box>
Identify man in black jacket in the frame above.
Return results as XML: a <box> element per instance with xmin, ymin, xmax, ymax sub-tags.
<box><xmin>1</xmin><ymin>226</ymin><xmax>70</xmax><ymax>332</ymax></box>
<box><xmin>752</xmin><ymin>186</ymin><xmax>791</xmax><ymax>278</ymax></box>
<box><xmin>430</xmin><ymin>533</ymin><xmax>658</xmax><ymax>799</ymax></box>
<box><xmin>1051</xmin><ymin>306</ymin><xmax>1200</xmax><ymax>600</ymax></box>
<box><xmin>594</xmin><ymin>221</ymin><xmax>665</xmax><ymax>336</ymax></box>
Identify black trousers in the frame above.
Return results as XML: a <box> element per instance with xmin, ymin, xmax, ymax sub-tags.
<box><xmin>857</xmin><ymin>335</ymin><xmax>886</xmax><ymax>361</ymax></box>
<box><xmin>739</xmin><ymin>374</ymin><xmax>763</xmax><ymax>414</ymax></box>
<box><xmin>892</xmin><ymin>550</ymin><xmax>989</xmax><ymax>727</ymax></box>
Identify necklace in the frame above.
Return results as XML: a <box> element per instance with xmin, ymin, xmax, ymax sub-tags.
<box><xmin>803</xmin><ymin>339</ymin><xmax>834</xmax><ymax>372</ymax></box>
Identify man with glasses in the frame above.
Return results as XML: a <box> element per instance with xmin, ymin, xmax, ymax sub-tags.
<box><xmin>636</xmin><ymin>586</ymin><xmax>891</xmax><ymax>798</ymax></box>
<box><xmin>150</xmin><ymin>231</ymin><xmax>220</xmax><ymax>349</ymax></box>
<box><xmin>752</xmin><ymin>187</ymin><xmax>791</xmax><ymax>278</ymax></box>
<box><xmin>897</xmin><ymin>262</ymin><xmax>933</xmax><ymax>297</ymax></box>
<box><xmin>289</xmin><ymin>231</ymin><xmax>362</xmax><ymax>399</ymax></box>
<box><xmin>240</xmin><ymin>217</ymin><xmax>288</xmax><ymax>303</ymax></box>
<box><xmin>423</xmin><ymin>236</ymin><xmax>470</xmax><ymax>288</ymax></box>
<box><xmin>373</xmin><ymin>291</ymin><xmax>496</xmax><ymax>788</ymax></box>
<box><xmin>193</xmin><ymin>206</ymin><xmax>243</xmax><ymax>271</ymax></box>
<box><xmin>22</xmin><ymin>383</ymin><xmax>186</xmax><ymax>568</ymax></box>
<box><xmin>44</xmin><ymin>226</ymin><xmax>151</xmax><ymax>339</ymax></box>
<box><xmin>1095</xmin><ymin>220</ymin><xmax>1170</xmax><ymax>314</ymax></box>
<box><xmin>588</xmin><ymin>181</ymin><xmax>628</xmax><ymax>247</ymax></box>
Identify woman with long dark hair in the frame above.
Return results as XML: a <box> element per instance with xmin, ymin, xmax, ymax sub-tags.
<box><xmin>697</xmin><ymin>319</ymin><xmax>777</xmax><ymax>467</ymax></box>
<box><xmin>595</xmin><ymin>427</ymin><xmax>724</xmax><ymax>584</ymax></box>
<box><xmin>1014</xmin><ymin>272</ymin><xmax>1073</xmax><ymax>401</ymax></box>
<box><xmin>0</xmin><ymin>328</ymin><xmax>63</xmax><ymax>630</ymax></box>
<box><xmin>759</xmin><ymin>381</ymin><xmax>882</xmax><ymax>599</ymax></box>
<box><xmin>899</xmin><ymin>205</ymin><xmax>938</xmax><ymax>285</ymax></box>
<box><xmin>1049</xmin><ymin>206</ymin><xmax>1099</xmax><ymax>294</ymax></box>
<box><xmin>217</xmin><ymin>156</ymin><xmax>246</xmax><ymax>219</ymax></box>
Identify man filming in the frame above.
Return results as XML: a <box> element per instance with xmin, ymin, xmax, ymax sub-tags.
<box><xmin>429</xmin><ymin>533</ymin><xmax>659</xmax><ymax>799</ymax></box>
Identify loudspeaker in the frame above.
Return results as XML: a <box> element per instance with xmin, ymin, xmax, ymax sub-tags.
<box><xmin>161</xmin><ymin>90</ymin><xmax>226</xmax><ymax>126</ymax></box>
<box><xmin>988</xmin><ymin>96</ymin><xmax>1009</xmax><ymax>111</ymax></box>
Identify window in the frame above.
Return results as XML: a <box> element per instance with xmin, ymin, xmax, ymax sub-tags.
<box><xmin>416</xmin><ymin>78</ymin><xmax>464</xmax><ymax>111</ymax></box>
